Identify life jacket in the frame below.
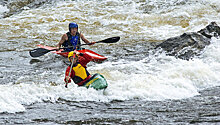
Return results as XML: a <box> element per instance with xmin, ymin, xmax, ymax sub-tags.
<box><xmin>62</xmin><ymin>32</ymin><xmax>81</xmax><ymax>51</ymax></box>
<box><xmin>71</xmin><ymin>63</ymin><xmax>91</xmax><ymax>85</ymax></box>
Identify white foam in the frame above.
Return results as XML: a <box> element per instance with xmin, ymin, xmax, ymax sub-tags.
<box><xmin>1</xmin><ymin>0</ymin><xmax>220</xmax><ymax>113</ymax></box>
<box><xmin>0</xmin><ymin>0</ymin><xmax>220</xmax><ymax>41</ymax></box>
<box><xmin>0</xmin><ymin>5</ymin><xmax>9</xmax><ymax>18</ymax></box>
<box><xmin>2</xmin><ymin>38</ymin><xmax>220</xmax><ymax>113</ymax></box>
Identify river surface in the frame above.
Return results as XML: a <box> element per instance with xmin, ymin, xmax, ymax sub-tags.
<box><xmin>0</xmin><ymin>0</ymin><xmax>220</xmax><ymax>124</ymax></box>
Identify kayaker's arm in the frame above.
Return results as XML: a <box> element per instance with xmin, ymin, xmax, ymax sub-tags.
<box><xmin>57</xmin><ymin>34</ymin><xmax>68</xmax><ymax>49</ymax></box>
<box><xmin>80</xmin><ymin>34</ymin><xmax>95</xmax><ymax>45</ymax></box>
<box><xmin>64</xmin><ymin>66</ymin><xmax>75</xmax><ymax>83</ymax></box>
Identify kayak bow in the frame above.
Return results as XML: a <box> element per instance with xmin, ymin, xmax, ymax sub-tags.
<box><xmin>84</xmin><ymin>73</ymin><xmax>108</xmax><ymax>90</ymax></box>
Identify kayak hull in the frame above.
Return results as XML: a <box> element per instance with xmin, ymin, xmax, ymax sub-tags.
<box><xmin>84</xmin><ymin>73</ymin><xmax>108</xmax><ymax>90</ymax></box>
<box><xmin>37</xmin><ymin>44</ymin><xmax>107</xmax><ymax>61</ymax></box>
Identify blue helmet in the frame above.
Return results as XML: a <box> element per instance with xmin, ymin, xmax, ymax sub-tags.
<box><xmin>69</xmin><ymin>22</ymin><xmax>78</xmax><ymax>29</ymax></box>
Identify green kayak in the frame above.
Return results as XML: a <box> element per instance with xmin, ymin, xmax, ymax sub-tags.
<box><xmin>83</xmin><ymin>73</ymin><xmax>108</xmax><ymax>90</ymax></box>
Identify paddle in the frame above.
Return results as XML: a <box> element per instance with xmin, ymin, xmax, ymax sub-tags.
<box><xmin>80</xmin><ymin>36</ymin><xmax>120</xmax><ymax>46</ymax></box>
<box><xmin>29</xmin><ymin>36</ymin><xmax>120</xmax><ymax>57</ymax></box>
<box><xmin>29</xmin><ymin>47</ymin><xmax>68</xmax><ymax>57</ymax></box>
<box><xmin>65</xmin><ymin>56</ymin><xmax>75</xmax><ymax>88</ymax></box>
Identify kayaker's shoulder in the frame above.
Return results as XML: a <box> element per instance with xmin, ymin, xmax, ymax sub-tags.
<box><xmin>61</xmin><ymin>33</ymin><xmax>68</xmax><ymax>40</ymax></box>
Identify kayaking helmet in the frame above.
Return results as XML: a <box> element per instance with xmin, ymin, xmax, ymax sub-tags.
<box><xmin>69</xmin><ymin>22</ymin><xmax>78</xmax><ymax>32</ymax></box>
<box><xmin>68</xmin><ymin>51</ymin><xmax>78</xmax><ymax>61</ymax></box>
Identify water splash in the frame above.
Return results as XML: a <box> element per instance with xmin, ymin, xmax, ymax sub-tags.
<box><xmin>0</xmin><ymin>0</ymin><xmax>220</xmax><ymax>113</ymax></box>
<box><xmin>0</xmin><ymin>5</ymin><xmax>9</xmax><ymax>18</ymax></box>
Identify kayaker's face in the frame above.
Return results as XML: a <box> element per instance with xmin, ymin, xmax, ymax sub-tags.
<box><xmin>70</xmin><ymin>28</ymin><xmax>77</xmax><ymax>35</ymax></box>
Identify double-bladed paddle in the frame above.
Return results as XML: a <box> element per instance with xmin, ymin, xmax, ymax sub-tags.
<box><xmin>29</xmin><ymin>36</ymin><xmax>120</xmax><ymax>57</ymax></box>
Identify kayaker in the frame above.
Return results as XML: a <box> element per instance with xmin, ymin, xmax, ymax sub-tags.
<box><xmin>56</xmin><ymin>22</ymin><xmax>95</xmax><ymax>51</ymax></box>
<box><xmin>64</xmin><ymin>50</ymin><xmax>93</xmax><ymax>86</ymax></box>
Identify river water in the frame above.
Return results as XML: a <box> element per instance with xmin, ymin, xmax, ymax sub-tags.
<box><xmin>0</xmin><ymin>0</ymin><xmax>220</xmax><ymax>124</ymax></box>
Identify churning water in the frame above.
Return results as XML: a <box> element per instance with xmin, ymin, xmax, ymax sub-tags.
<box><xmin>0</xmin><ymin>0</ymin><xmax>220</xmax><ymax>124</ymax></box>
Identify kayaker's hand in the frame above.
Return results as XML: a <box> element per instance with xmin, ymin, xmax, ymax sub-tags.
<box><xmin>65</xmin><ymin>76</ymin><xmax>71</xmax><ymax>82</ymax></box>
<box><xmin>56</xmin><ymin>47</ymin><xmax>60</xmax><ymax>51</ymax></box>
<box><xmin>74</xmin><ymin>50</ymin><xmax>80</xmax><ymax>55</ymax></box>
<box><xmin>89</xmin><ymin>42</ymin><xmax>95</xmax><ymax>46</ymax></box>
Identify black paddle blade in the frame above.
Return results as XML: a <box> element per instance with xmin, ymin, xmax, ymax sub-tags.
<box><xmin>29</xmin><ymin>48</ymin><xmax>51</xmax><ymax>57</ymax></box>
<box><xmin>99</xmin><ymin>36</ymin><xmax>120</xmax><ymax>43</ymax></box>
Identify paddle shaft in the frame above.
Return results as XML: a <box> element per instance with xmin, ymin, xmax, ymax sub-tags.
<box><xmin>80</xmin><ymin>41</ymin><xmax>102</xmax><ymax>46</ymax></box>
<box><xmin>80</xmin><ymin>36</ymin><xmax>120</xmax><ymax>46</ymax></box>
<box><xmin>62</xmin><ymin>36</ymin><xmax>120</xmax><ymax>48</ymax></box>
<box><xmin>65</xmin><ymin>58</ymin><xmax>75</xmax><ymax>88</ymax></box>
<box><xmin>30</xmin><ymin>36</ymin><xmax>120</xmax><ymax>57</ymax></box>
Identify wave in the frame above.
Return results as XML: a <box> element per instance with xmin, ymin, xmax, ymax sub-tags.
<box><xmin>0</xmin><ymin>0</ymin><xmax>220</xmax><ymax>113</ymax></box>
<box><xmin>1</xmin><ymin>37</ymin><xmax>219</xmax><ymax>113</ymax></box>
<box><xmin>0</xmin><ymin>5</ymin><xmax>9</xmax><ymax>18</ymax></box>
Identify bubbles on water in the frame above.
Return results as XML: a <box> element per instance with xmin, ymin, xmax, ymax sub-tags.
<box><xmin>1</xmin><ymin>0</ymin><xmax>220</xmax><ymax>45</ymax></box>
<box><xmin>0</xmin><ymin>0</ymin><xmax>220</xmax><ymax>114</ymax></box>
<box><xmin>0</xmin><ymin>5</ymin><xmax>9</xmax><ymax>18</ymax></box>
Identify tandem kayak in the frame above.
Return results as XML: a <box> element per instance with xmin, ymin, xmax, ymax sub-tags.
<box><xmin>83</xmin><ymin>73</ymin><xmax>108</xmax><ymax>90</ymax></box>
<box><xmin>37</xmin><ymin>44</ymin><xmax>107</xmax><ymax>62</ymax></box>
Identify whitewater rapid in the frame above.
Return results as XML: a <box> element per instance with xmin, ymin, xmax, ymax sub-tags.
<box><xmin>0</xmin><ymin>0</ymin><xmax>220</xmax><ymax>113</ymax></box>
<box><xmin>1</xmin><ymin>37</ymin><xmax>219</xmax><ymax>113</ymax></box>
